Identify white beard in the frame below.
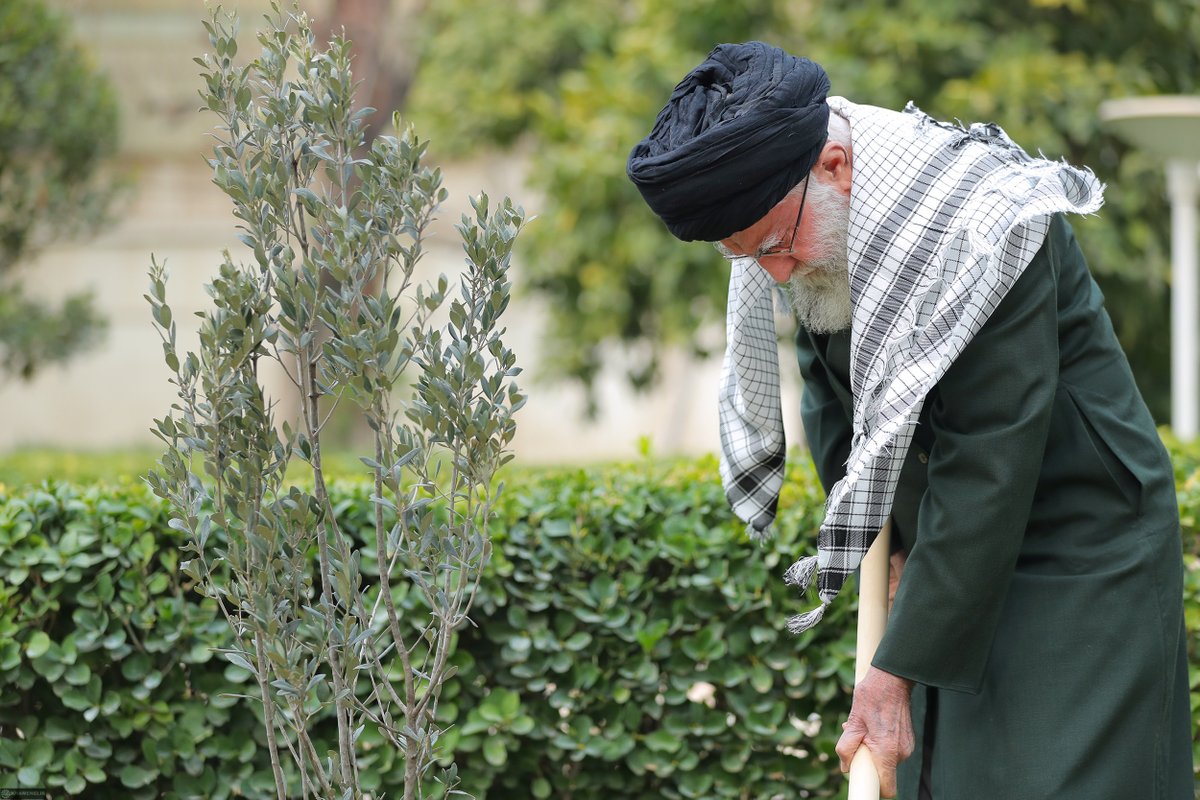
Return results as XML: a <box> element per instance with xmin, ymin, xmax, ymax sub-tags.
<box><xmin>785</xmin><ymin>180</ymin><xmax>852</xmax><ymax>334</ymax></box>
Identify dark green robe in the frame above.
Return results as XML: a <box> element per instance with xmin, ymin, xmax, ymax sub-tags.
<box><xmin>796</xmin><ymin>215</ymin><xmax>1194</xmax><ymax>799</ymax></box>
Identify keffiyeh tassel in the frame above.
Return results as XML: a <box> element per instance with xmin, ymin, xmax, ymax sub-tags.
<box><xmin>787</xmin><ymin>602</ymin><xmax>828</xmax><ymax>634</ymax></box>
<box><xmin>746</xmin><ymin>521</ymin><xmax>774</xmax><ymax>544</ymax></box>
<box><xmin>783</xmin><ymin>555</ymin><xmax>824</xmax><ymax>632</ymax></box>
<box><xmin>783</xmin><ymin>554</ymin><xmax>818</xmax><ymax>593</ymax></box>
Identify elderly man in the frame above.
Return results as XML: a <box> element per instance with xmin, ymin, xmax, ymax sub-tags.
<box><xmin>627</xmin><ymin>42</ymin><xmax>1193</xmax><ymax>799</ymax></box>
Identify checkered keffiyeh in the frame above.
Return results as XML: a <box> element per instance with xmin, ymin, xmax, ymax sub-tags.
<box><xmin>718</xmin><ymin>97</ymin><xmax>1104</xmax><ymax>632</ymax></box>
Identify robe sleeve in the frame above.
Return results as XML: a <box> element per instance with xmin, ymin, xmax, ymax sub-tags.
<box><xmin>871</xmin><ymin>230</ymin><xmax>1060</xmax><ymax>694</ymax></box>
<box><xmin>796</xmin><ymin>331</ymin><xmax>853</xmax><ymax>495</ymax></box>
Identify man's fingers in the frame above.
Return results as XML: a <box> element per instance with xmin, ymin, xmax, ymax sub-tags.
<box><xmin>835</xmin><ymin>720</ymin><xmax>866</xmax><ymax>773</ymax></box>
<box><xmin>887</xmin><ymin>551</ymin><xmax>906</xmax><ymax>610</ymax></box>
<box><xmin>861</xmin><ymin>731</ymin><xmax>905</xmax><ymax>797</ymax></box>
<box><xmin>878</xmin><ymin>764</ymin><xmax>898</xmax><ymax>799</ymax></box>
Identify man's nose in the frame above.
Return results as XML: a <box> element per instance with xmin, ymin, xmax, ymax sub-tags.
<box><xmin>757</xmin><ymin>254</ymin><xmax>796</xmax><ymax>283</ymax></box>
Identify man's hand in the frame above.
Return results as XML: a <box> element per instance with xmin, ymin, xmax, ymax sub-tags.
<box><xmin>835</xmin><ymin>666</ymin><xmax>915</xmax><ymax>798</ymax></box>
<box><xmin>888</xmin><ymin>550</ymin><xmax>906</xmax><ymax>612</ymax></box>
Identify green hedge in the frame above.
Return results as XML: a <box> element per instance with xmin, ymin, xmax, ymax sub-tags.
<box><xmin>2</xmin><ymin>454</ymin><xmax>1198</xmax><ymax>798</ymax></box>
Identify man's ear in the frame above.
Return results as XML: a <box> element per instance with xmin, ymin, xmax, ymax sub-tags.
<box><xmin>817</xmin><ymin>142</ymin><xmax>852</xmax><ymax>195</ymax></box>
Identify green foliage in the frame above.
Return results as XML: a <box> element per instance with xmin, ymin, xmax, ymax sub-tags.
<box><xmin>0</xmin><ymin>481</ymin><xmax>267</xmax><ymax>798</ymax></box>
<box><xmin>407</xmin><ymin>0</ymin><xmax>624</xmax><ymax>156</ymax></box>
<box><xmin>4</xmin><ymin>448</ymin><xmax>1200</xmax><ymax>796</ymax></box>
<box><xmin>0</xmin><ymin>291</ymin><xmax>107</xmax><ymax>382</ymax></box>
<box><xmin>0</xmin><ymin>0</ymin><xmax>119</xmax><ymax>380</ymax></box>
<box><xmin>408</xmin><ymin>0</ymin><xmax>1198</xmax><ymax>419</ymax></box>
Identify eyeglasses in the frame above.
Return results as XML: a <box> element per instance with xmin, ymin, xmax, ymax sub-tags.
<box><xmin>715</xmin><ymin>178</ymin><xmax>809</xmax><ymax>262</ymax></box>
<box><xmin>761</xmin><ymin>178</ymin><xmax>809</xmax><ymax>258</ymax></box>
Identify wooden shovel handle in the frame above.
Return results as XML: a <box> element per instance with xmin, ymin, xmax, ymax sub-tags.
<box><xmin>847</xmin><ymin>520</ymin><xmax>892</xmax><ymax>800</ymax></box>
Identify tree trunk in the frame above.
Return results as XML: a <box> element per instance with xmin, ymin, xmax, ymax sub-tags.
<box><xmin>327</xmin><ymin>0</ymin><xmax>424</xmax><ymax>146</ymax></box>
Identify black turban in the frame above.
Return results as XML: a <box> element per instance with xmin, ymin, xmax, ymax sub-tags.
<box><xmin>627</xmin><ymin>42</ymin><xmax>831</xmax><ymax>242</ymax></box>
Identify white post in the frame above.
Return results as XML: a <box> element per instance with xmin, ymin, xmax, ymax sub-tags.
<box><xmin>1167</xmin><ymin>160</ymin><xmax>1200</xmax><ymax>440</ymax></box>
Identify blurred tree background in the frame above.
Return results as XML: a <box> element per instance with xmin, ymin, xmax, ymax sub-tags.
<box><xmin>0</xmin><ymin>0</ymin><xmax>119</xmax><ymax>380</ymax></box>
<box><xmin>404</xmin><ymin>0</ymin><xmax>1200</xmax><ymax>421</ymax></box>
